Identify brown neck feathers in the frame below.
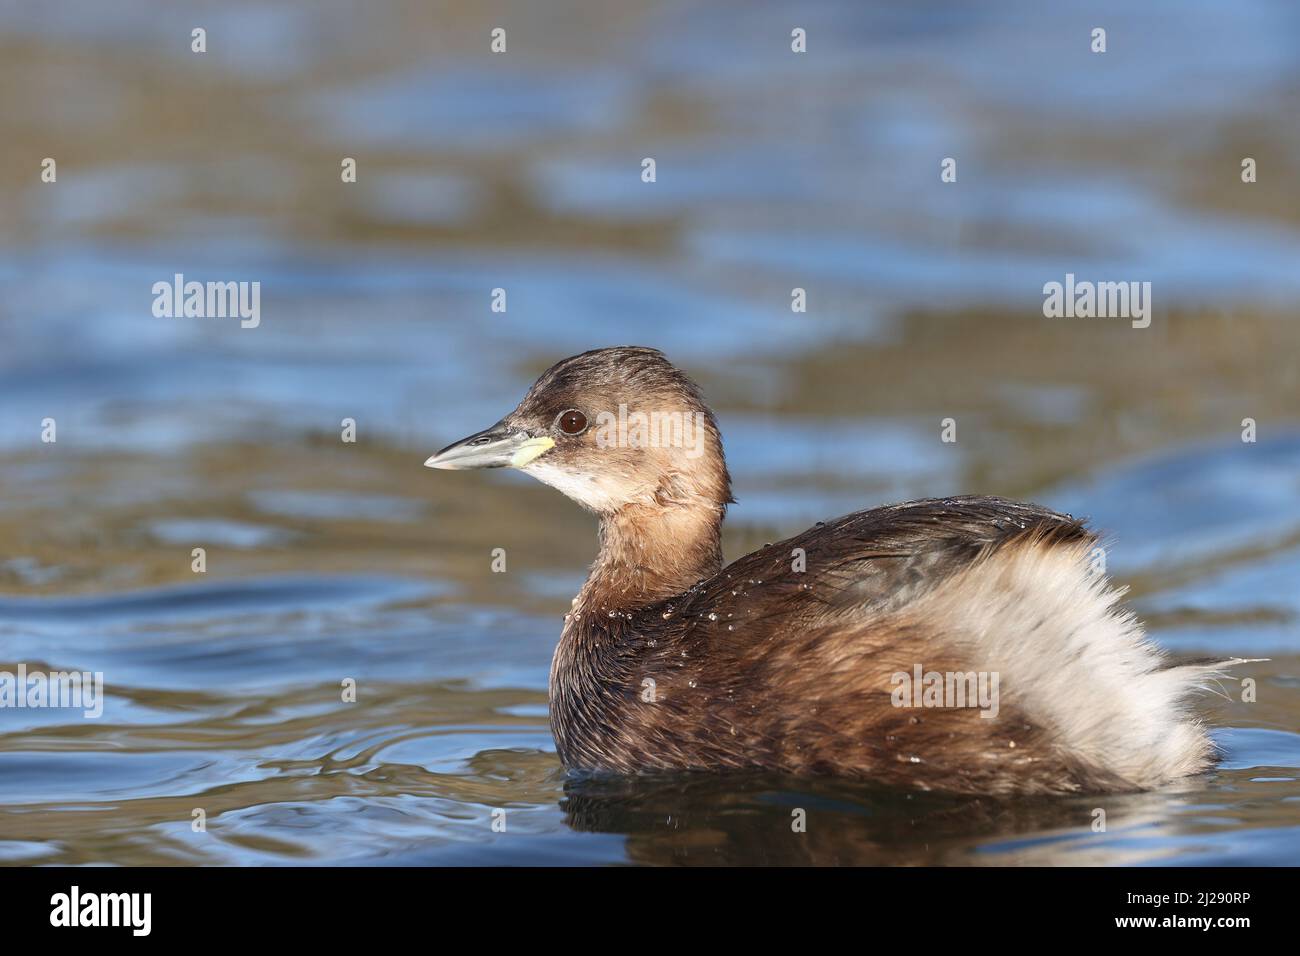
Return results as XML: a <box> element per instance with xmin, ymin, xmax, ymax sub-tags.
<box><xmin>577</xmin><ymin>499</ymin><xmax>725</xmax><ymax>611</ymax></box>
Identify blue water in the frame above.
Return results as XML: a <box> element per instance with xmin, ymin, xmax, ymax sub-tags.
<box><xmin>0</xmin><ymin>0</ymin><xmax>1297</xmax><ymax>865</ymax></box>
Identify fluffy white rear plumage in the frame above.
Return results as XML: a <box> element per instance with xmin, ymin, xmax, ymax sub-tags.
<box><xmin>905</xmin><ymin>539</ymin><xmax>1249</xmax><ymax>788</ymax></box>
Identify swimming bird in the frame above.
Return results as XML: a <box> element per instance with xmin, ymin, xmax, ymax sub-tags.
<box><xmin>425</xmin><ymin>346</ymin><xmax>1243</xmax><ymax>795</ymax></box>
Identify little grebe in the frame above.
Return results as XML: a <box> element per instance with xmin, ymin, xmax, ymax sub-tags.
<box><xmin>426</xmin><ymin>347</ymin><xmax>1243</xmax><ymax>795</ymax></box>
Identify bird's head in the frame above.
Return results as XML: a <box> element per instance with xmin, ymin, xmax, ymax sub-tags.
<box><xmin>425</xmin><ymin>347</ymin><xmax>731</xmax><ymax>517</ymax></box>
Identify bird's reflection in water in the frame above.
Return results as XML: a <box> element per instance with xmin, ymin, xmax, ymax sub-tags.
<box><xmin>560</xmin><ymin>771</ymin><xmax>1179</xmax><ymax>865</ymax></box>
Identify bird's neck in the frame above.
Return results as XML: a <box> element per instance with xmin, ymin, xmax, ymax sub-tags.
<box><xmin>576</xmin><ymin>501</ymin><xmax>725</xmax><ymax>612</ymax></box>
<box><xmin>552</xmin><ymin>498</ymin><xmax>724</xmax><ymax>770</ymax></box>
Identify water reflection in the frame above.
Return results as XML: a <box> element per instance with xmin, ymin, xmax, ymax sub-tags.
<box><xmin>558</xmin><ymin>770</ymin><xmax>1291</xmax><ymax>866</ymax></box>
<box><xmin>1</xmin><ymin>0</ymin><xmax>1298</xmax><ymax>865</ymax></box>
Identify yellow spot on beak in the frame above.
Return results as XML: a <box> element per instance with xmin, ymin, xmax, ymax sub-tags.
<box><xmin>510</xmin><ymin>436</ymin><xmax>555</xmax><ymax>468</ymax></box>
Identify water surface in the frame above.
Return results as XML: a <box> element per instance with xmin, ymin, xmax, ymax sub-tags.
<box><xmin>0</xmin><ymin>0</ymin><xmax>1297</xmax><ymax>865</ymax></box>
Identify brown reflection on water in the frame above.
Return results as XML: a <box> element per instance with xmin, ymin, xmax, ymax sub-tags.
<box><xmin>0</xmin><ymin>1</ymin><xmax>1298</xmax><ymax>865</ymax></box>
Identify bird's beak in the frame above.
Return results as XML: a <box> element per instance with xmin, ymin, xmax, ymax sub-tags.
<box><xmin>423</xmin><ymin>421</ymin><xmax>555</xmax><ymax>470</ymax></box>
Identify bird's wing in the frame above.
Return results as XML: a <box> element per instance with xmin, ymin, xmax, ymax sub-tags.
<box><xmin>670</xmin><ymin>495</ymin><xmax>1094</xmax><ymax>625</ymax></box>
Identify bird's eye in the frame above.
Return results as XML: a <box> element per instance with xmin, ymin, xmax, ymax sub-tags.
<box><xmin>557</xmin><ymin>409</ymin><xmax>588</xmax><ymax>435</ymax></box>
